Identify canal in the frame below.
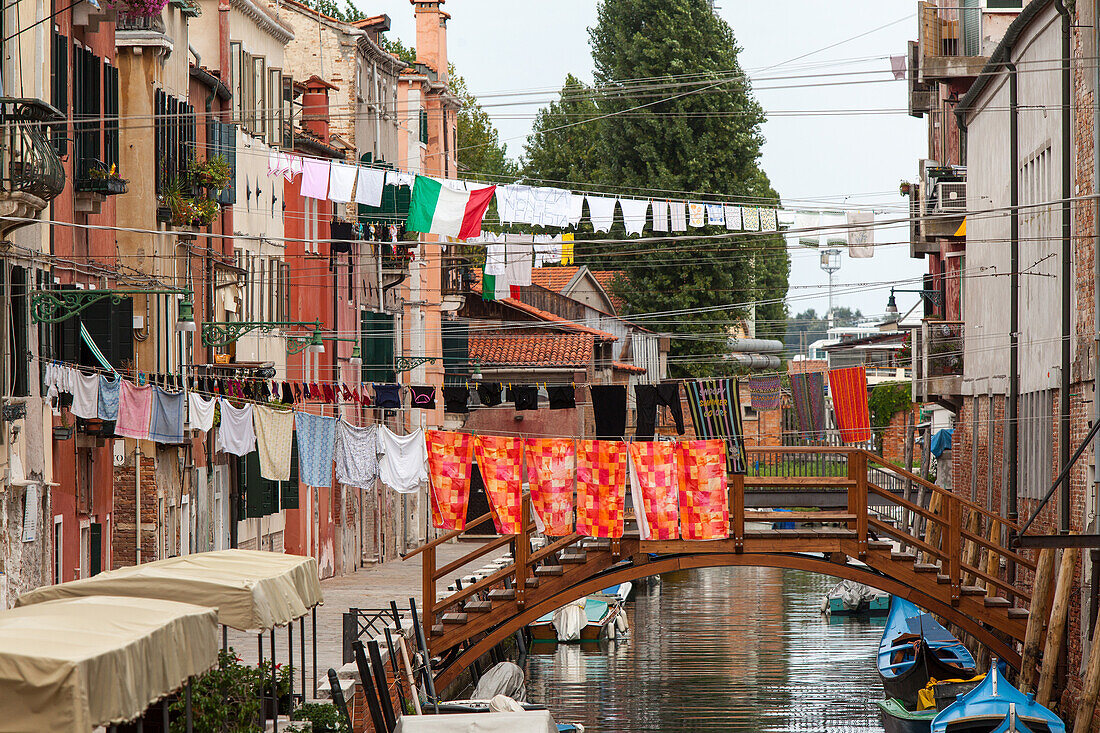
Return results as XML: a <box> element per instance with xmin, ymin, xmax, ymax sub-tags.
<box><xmin>525</xmin><ymin>566</ymin><xmax>886</xmax><ymax>732</ymax></box>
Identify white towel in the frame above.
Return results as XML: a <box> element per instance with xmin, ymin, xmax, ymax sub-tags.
<box><xmin>300</xmin><ymin>159</ymin><xmax>330</xmax><ymax>200</ymax></box>
<box><xmin>821</xmin><ymin>213</ymin><xmax>848</xmax><ymax>247</ymax></box>
<box><xmin>355</xmin><ymin>167</ymin><xmax>386</xmax><ymax>207</ymax></box>
<box><xmin>533</xmin><ymin>234</ymin><xmax>559</xmax><ymax>267</ymax></box>
<box><xmin>505</xmin><ymin>234</ymin><xmax>534</xmax><ymax>287</ymax></box>
<box><xmin>619</xmin><ymin>199</ymin><xmax>651</xmax><ymax>236</ymax></box>
<box><xmin>651</xmin><ymin>201</ymin><xmax>669</xmax><ymax>232</ymax></box>
<box><xmin>216</xmin><ymin>398</ymin><xmax>256</xmax><ymax>457</ymax></box>
<box><xmin>567</xmin><ymin>194</ymin><xmax>585</xmax><ymax>227</ymax></box>
<box><xmin>586</xmin><ymin>195</ymin><xmax>617</xmax><ymax>232</ymax></box>
<box><xmin>847</xmin><ymin>211</ymin><xmax>875</xmax><ymax>257</ymax></box>
<box><xmin>705</xmin><ymin>203</ymin><xmax>725</xmax><ymax>227</ymax></box>
<box><xmin>794</xmin><ymin>212</ymin><xmax>821</xmax><ymax>248</ymax></box>
<box><xmin>188</xmin><ymin>393</ymin><xmax>216</xmax><ymax>432</ymax></box>
<box><xmin>485</xmin><ymin>236</ymin><xmax>507</xmax><ymax>276</ymax></box>
<box><xmin>335</xmin><ymin>421</ymin><xmax>380</xmax><ymax>489</ymax></box>
<box><xmin>327</xmin><ymin>162</ymin><xmax>358</xmax><ymax>203</ymax></box>
<box><xmin>70</xmin><ymin>371</ymin><xmax>100</xmax><ymax>420</ymax></box>
<box><xmin>724</xmin><ymin>205</ymin><xmax>742</xmax><ymax>231</ymax></box>
<box><xmin>670</xmin><ymin>202</ymin><xmax>687</xmax><ymax>232</ymax></box>
<box><xmin>377</xmin><ymin>426</ymin><xmax>428</xmax><ymax>494</ymax></box>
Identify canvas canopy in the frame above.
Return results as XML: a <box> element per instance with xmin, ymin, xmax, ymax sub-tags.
<box><xmin>16</xmin><ymin>549</ymin><xmax>322</xmax><ymax>631</ymax></box>
<box><xmin>393</xmin><ymin>711</ymin><xmax>559</xmax><ymax>733</ymax></box>
<box><xmin>0</xmin><ymin>595</ymin><xmax>217</xmax><ymax>731</ymax></box>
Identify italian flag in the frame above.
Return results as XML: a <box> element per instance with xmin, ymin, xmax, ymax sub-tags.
<box><xmin>406</xmin><ymin>175</ymin><xmax>497</xmax><ymax>240</ymax></box>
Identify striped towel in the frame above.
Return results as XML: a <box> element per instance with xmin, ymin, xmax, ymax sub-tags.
<box><xmin>790</xmin><ymin>371</ymin><xmax>827</xmax><ymax>441</ymax></box>
<box><xmin>828</xmin><ymin>366</ymin><xmax>872</xmax><ymax>443</ymax></box>
<box><xmin>748</xmin><ymin>375</ymin><xmax>782</xmax><ymax>411</ymax></box>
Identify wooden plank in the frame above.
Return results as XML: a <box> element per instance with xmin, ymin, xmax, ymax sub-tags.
<box><xmin>516</xmin><ymin>499</ymin><xmax>530</xmax><ymax>609</ymax></box>
<box><xmin>961</xmin><ymin>526</ymin><xmax>1037</xmax><ymax>572</ymax></box>
<box><xmin>1020</xmin><ymin>548</ymin><xmax>1056</xmax><ymax>694</ymax></box>
<box><xmin>433</xmin><ymin>532</ymin><xmax>515</xmax><ymax>582</ymax></box>
<box><xmin>423</xmin><ymin>545</ymin><xmax>435</xmax><ymax>643</ymax></box>
<box><xmin>850</xmin><ymin>450</ymin><xmax>868</xmax><ymax>559</ymax></box>
<box><xmin>731</xmin><ymin>473</ymin><xmax>745</xmax><ymax>552</ymax></box>
<box><xmin>743</xmin><ymin>476</ymin><xmax>857</xmax><ymax>488</ymax></box>
<box><xmin>1038</xmin><ymin>546</ymin><xmax>1079</xmax><ymax>707</ymax></box>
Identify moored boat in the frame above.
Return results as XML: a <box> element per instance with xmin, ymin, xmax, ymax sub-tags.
<box><xmin>877</xmin><ymin>697</ymin><xmax>937</xmax><ymax>733</ymax></box>
<box><xmin>878</xmin><ymin>597</ymin><xmax>977</xmax><ymax>706</ymax></box>
<box><xmin>822</xmin><ymin>579</ymin><xmax>890</xmax><ymax>616</ymax></box>
<box><xmin>931</xmin><ymin>663</ymin><xmax>1065</xmax><ymax>733</ymax></box>
<box><xmin>530</xmin><ymin>598</ymin><xmax>618</xmax><ymax>642</ymax></box>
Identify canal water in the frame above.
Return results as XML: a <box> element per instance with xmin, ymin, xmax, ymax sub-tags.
<box><xmin>525</xmin><ymin>567</ymin><xmax>886</xmax><ymax>732</ymax></box>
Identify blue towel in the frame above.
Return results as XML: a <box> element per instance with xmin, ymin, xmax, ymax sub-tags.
<box><xmin>98</xmin><ymin>375</ymin><xmax>120</xmax><ymax>421</ymax></box>
<box><xmin>295</xmin><ymin>412</ymin><xmax>336</xmax><ymax>487</ymax></box>
<box><xmin>148</xmin><ymin>387</ymin><xmax>185</xmax><ymax>444</ymax></box>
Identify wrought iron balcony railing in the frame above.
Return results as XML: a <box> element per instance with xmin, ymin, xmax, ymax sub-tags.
<box><xmin>0</xmin><ymin>98</ymin><xmax>65</xmax><ymax>203</ymax></box>
<box><xmin>115</xmin><ymin>12</ymin><xmax>167</xmax><ymax>32</ymax></box>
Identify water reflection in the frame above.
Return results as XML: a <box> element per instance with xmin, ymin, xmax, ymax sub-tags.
<box><xmin>525</xmin><ymin>567</ymin><xmax>886</xmax><ymax>732</ymax></box>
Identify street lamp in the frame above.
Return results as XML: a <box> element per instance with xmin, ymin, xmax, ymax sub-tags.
<box><xmin>885</xmin><ymin>287</ymin><xmax>944</xmax><ymax>320</ymax></box>
<box><xmin>819</xmin><ymin>248</ymin><xmax>842</xmax><ymax>328</ymax></box>
<box><xmin>175</xmin><ymin>298</ymin><xmax>197</xmax><ymax>332</ymax></box>
<box><xmin>349</xmin><ymin>343</ymin><xmax>363</xmax><ymax>368</ymax></box>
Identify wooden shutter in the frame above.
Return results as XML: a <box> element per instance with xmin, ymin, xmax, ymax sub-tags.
<box><xmin>280</xmin><ymin>440</ymin><xmax>299</xmax><ymax>509</ymax></box>
<box><xmin>51</xmin><ymin>32</ymin><xmax>68</xmax><ymax>156</ymax></box>
<box><xmin>104</xmin><ymin>63</ymin><xmax>119</xmax><ymax>170</ymax></box>
<box><xmin>244</xmin><ymin>452</ymin><xmax>266</xmax><ymax>518</ymax></box>
<box><xmin>89</xmin><ymin>522</ymin><xmax>102</xmax><ymax>576</ymax></box>
<box><xmin>268</xmin><ymin>67</ymin><xmax>282</xmax><ymax>146</ymax></box>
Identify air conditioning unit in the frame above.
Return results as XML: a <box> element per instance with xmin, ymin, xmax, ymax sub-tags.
<box><xmin>933</xmin><ymin>181</ymin><xmax>967</xmax><ymax>213</ymax></box>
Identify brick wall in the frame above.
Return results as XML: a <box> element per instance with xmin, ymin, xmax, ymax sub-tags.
<box><xmin>111</xmin><ymin>451</ymin><xmax>159</xmax><ymax>568</ymax></box>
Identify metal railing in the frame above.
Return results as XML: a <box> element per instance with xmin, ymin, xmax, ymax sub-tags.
<box><xmin>115</xmin><ymin>12</ymin><xmax>166</xmax><ymax>32</ymax></box>
<box><xmin>441</xmin><ymin>256</ymin><xmax>475</xmax><ymax>297</ymax></box>
<box><xmin>0</xmin><ymin>99</ymin><xmax>65</xmax><ymax>202</ymax></box>
<box><xmin>920</xmin><ymin>2</ymin><xmax>983</xmax><ymax>58</ymax></box>
<box><xmin>924</xmin><ymin>319</ymin><xmax>964</xmax><ymax>378</ymax></box>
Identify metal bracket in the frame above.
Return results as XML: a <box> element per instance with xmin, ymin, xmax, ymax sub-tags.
<box><xmin>31</xmin><ymin>288</ymin><xmax>192</xmax><ymax>324</ymax></box>
<box><xmin>394</xmin><ymin>356</ymin><xmax>439</xmax><ymax>373</ymax></box>
<box><xmin>200</xmin><ymin>320</ymin><xmax>320</xmax><ymax>348</ymax></box>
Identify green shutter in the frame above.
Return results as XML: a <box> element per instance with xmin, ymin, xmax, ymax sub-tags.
<box><xmin>244</xmin><ymin>453</ymin><xmax>266</xmax><ymax>518</ymax></box>
<box><xmin>89</xmin><ymin>523</ymin><xmax>102</xmax><ymax>576</ymax></box>
<box><xmin>361</xmin><ymin>311</ymin><xmax>396</xmax><ymax>383</ymax></box>
<box><xmin>281</xmin><ymin>440</ymin><xmax>300</xmax><ymax>509</ymax></box>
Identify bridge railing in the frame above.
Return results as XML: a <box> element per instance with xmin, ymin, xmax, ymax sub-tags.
<box><xmin>405</xmin><ymin>446</ymin><xmax>1035</xmax><ymax>658</ymax></box>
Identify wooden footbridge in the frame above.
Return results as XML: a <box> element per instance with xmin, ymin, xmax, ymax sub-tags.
<box><xmin>406</xmin><ymin>447</ymin><xmax>1035</xmax><ymax>690</ymax></box>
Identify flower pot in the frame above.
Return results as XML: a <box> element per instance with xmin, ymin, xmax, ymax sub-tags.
<box><xmin>53</xmin><ymin>426</ymin><xmax>73</xmax><ymax>441</ymax></box>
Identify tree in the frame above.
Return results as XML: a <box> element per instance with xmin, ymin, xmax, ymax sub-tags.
<box><xmin>523</xmin><ymin>0</ymin><xmax>790</xmax><ymax>376</ymax></box>
<box><xmin>378</xmin><ymin>35</ymin><xmax>415</xmax><ymax>66</ymax></box>
<box><xmin>783</xmin><ymin>307</ymin><xmax>863</xmax><ymax>355</ymax></box>
<box><xmin>450</xmin><ymin>69</ymin><xmax>518</xmax><ymax>180</ymax></box>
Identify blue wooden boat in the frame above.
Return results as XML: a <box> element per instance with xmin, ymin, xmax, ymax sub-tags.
<box><xmin>878</xmin><ymin>597</ymin><xmax>977</xmax><ymax>706</ymax></box>
<box><xmin>931</xmin><ymin>663</ymin><xmax>1065</xmax><ymax>733</ymax></box>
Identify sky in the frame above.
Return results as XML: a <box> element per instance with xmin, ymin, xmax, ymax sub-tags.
<box><xmin>361</xmin><ymin>0</ymin><xmax>927</xmax><ymax>322</ymax></box>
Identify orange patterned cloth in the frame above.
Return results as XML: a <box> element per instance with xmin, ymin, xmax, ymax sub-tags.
<box><xmin>576</xmin><ymin>440</ymin><xmax>627</xmax><ymax>538</ymax></box>
<box><xmin>474</xmin><ymin>435</ymin><xmax>524</xmax><ymax>534</ymax></box>
<box><xmin>628</xmin><ymin>441</ymin><xmax>679</xmax><ymax>540</ymax></box>
<box><xmin>524</xmin><ymin>438</ymin><xmax>576</xmax><ymax>536</ymax></box>
<box><xmin>676</xmin><ymin>439</ymin><xmax>729</xmax><ymax>540</ymax></box>
<box><xmin>427</xmin><ymin>431</ymin><xmax>474</xmax><ymax>530</ymax></box>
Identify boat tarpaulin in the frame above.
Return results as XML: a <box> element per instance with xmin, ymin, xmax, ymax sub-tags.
<box><xmin>0</xmin><ymin>596</ymin><xmax>217</xmax><ymax>731</ymax></box>
<box><xmin>16</xmin><ymin>549</ymin><xmax>322</xmax><ymax>631</ymax></box>
<box><xmin>393</xmin><ymin>710</ymin><xmax>559</xmax><ymax>733</ymax></box>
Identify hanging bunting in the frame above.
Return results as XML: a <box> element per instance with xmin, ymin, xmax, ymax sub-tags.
<box><xmin>828</xmin><ymin>366</ymin><xmax>872</xmax><ymax>443</ymax></box>
<box><xmin>473</xmin><ymin>435</ymin><xmax>524</xmax><ymax>534</ymax></box>
<box><xmin>684</xmin><ymin>378</ymin><xmax>748</xmax><ymax>473</ymax></box>
<box><xmin>576</xmin><ymin>440</ymin><xmax>627</xmax><ymax>539</ymax></box>
<box><xmin>676</xmin><ymin>440</ymin><xmax>730</xmax><ymax>541</ymax></box>
<box><xmin>628</xmin><ymin>441</ymin><xmax>679</xmax><ymax>540</ymax></box>
<box><xmin>407</xmin><ymin>175</ymin><xmax>497</xmax><ymax>240</ymax></box>
<box><xmin>427</xmin><ymin>430</ymin><xmax>475</xmax><ymax>530</ymax></box>
<box><xmin>525</xmin><ymin>438</ymin><xmax>576</xmax><ymax>536</ymax></box>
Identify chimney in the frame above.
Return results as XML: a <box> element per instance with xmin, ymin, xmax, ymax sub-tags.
<box><xmin>411</xmin><ymin>0</ymin><xmax>448</xmax><ymax>83</ymax></box>
<box><xmin>302</xmin><ymin>75</ymin><xmax>337</xmax><ymax>141</ymax></box>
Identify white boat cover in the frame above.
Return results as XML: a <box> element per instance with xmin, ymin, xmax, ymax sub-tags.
<box><xmin>16</xmin><ymin>549</ymin><xmax>322</xmax><ymax>631</ymax></box>
<box><xmin>394</xmin><ymin>711</ymin><xmax>558</xmax><ymax>733</ymax></box>
<box><xmin>0</xmin><ymin>596</ymin><xmax>218</xmax><ymax>731</ymax></box>
<box><xmin>552</xmin><ymin>598</ymin><xmax>587</xmax><ymax>642</ymax></box>
<box><xmin>471</xmin><ymin>662</ymin><xmax>527</xmax><ymax>702</ymax></box>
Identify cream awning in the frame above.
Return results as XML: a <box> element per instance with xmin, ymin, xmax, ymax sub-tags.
<box><xmin>0</xmin><ymin>596</ymin><xmax>217</xmax><ymax>731</ymax></box>
<box><xmin>16</xmin><ymin>549</ymin><xmax>323</xmax><ymax>631</ymax></box>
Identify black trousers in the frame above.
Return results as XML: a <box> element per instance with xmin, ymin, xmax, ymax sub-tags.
<box><xmin>635</xmin><ymin>383</ymin><xmax>685</xmax><ymax>440</ymax></box>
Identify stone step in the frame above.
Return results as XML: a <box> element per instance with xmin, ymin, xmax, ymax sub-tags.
<box><xmin>1008</xmin><ymin>607</ymin><xmax>1030</xmax><ymax>620</ymax></box>
<box><xmin>534</xmin><ymin>565</ymin><xmax>564</xmax><ymax>577</ymax></box>
<box><xmin>961</xmin><ymin>585</ymin><xmax>985</xmax><ymax>596</ymax></box>
<box><xmin>560</xmin><ymin>551</ymin><xmax>588</xmax><ymax>564</ymax></box>
<box><xmin>984</xmin><ymin>596</ymin><xmax>1011</xmax><ymax>608</ymax></box>
<box><xmin>913</xmin><ymin>563</ymin><xmax>939</xmax><ymax>573</ymax></box>
<box><xmin>463</xmin><ymin>600</ymin><xmax>492</xmax><ymax>614</ymax></box>
<box><xmin>891</xmin><ymin>551</ymin><xmax>918</xmax><ymax>562</ymax></box>
<box><xmin>441</xmin><ymin>613</ymin><xmax>467</xmax><ymax>625</ymax></box>
<box><xmin>487</xmin><ymin>589</ymin><xmax>516</xmax><ymax>602</ymax></box>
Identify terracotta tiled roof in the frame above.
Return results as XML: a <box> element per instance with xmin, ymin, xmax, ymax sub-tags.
<box><xmin>530</xmin><ymin>266</ymin><xmax>581</xmax><ymax>293</ymax></box>
<box><xmin>470</xmin><ymin>329</ymin><xmax>593</xmax><ymax>367</ymax></box>
<box><xmin>613</xmin><ymin>361</ymin><xmax>647</xmax><ymax>374</ymax></box>
<box><xmin>500</xmin><ymin>298</ymin><xmax>616</xmax><ymax>340</ymax></box>
<box><xmin>591</xmin><ymin>271</ymin><xmax>626</xmax><ymax>312</ymax></box>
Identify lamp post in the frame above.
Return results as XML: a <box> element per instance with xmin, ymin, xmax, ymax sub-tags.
<box><xmin>885</xmin><ymin>287</ymin><xmax>944</xmax><ymax>321</ymax></box>
<box><xmin>820</xmin><ymin>248</ymin><xmax>841</xmax><ymax>328</ymax></box>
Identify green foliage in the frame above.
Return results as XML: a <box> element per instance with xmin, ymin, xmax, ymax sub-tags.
<box><xmin>187</xmin><ymin>155</ymin><xmax>232</xmax><ymax>190</ymax></box>
<box><xmin>169</xmin><ymin>650</ymin><xmax>262</xmax><ymax>733</ymax></box>
<box><xmin>291</xmin><ymin>702</ymin><xmax>349</xmax><ymax>733</ymax></box>
<box><xmin>293</xmin><ymin>0</ymin><xmax>365</xmax><ymax>23</ymax></box>
<box><xmin>868</xmin><ymin>381</ymin><xmax>912</xmax><ymax>438</ymax></box>
<box><xmin>522</xmin><ymin>0</ymin><xmax>790</xmax><ymax>377</ymax></box>
<box><xmin>379</xmin><ymin>35</ymin><xmax>416</xmax><ymax>66</ymax></box>
<box><xmin>784</xmin><ymin>307</ymin><xmax>864</xmax><ymax>355</ymax></box>
<box><xmin>450</xmin><ymin>67</ymin><xmax>518</xmax><ymax>180</ymax></box>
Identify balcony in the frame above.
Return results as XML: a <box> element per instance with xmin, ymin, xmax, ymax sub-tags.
<box><xmin>0</xmin><ymin>99</ymin><xmax>65</xmax><ymax>234</ymax></box>
<box><xmin>912</xmin><ymin>319</ymin><xmax>963</xmax><ymax>410</ymax></box>
<box><xmin>442</xmin><ymin>256</ymin><xmax>476</xmax><ymax>297</ymax></box>
<box><xmin>115</xmin><ymin>12</ymin><xmax>174</xmax><ymax>58</ymax></box>
<box><xmin>918</xmin><ymin>2</ymin><xmax>989</xmax><ymax>79</ymax></box>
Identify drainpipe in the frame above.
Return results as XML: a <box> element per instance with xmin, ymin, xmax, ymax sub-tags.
<box><xmin>1007</xmin><ymin>60</ymin><xmax>1019</xmax><ymax>524</ymax></box>
<box><xmin>1054</xmin><ymin>0</ymin><xmax>1072</xmax><ymax>533</ymax></box>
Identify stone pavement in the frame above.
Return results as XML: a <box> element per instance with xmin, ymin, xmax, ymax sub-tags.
<box><xmin>226</xmin><ymin>540</ymin><xmax>503</xmax><ymax>697</ymax></box>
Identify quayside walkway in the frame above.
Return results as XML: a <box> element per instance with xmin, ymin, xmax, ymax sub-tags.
<box><xmin>407</xmin><ymin>446</ymin><xmax>1034</xmax><ymax>690</ymax></box>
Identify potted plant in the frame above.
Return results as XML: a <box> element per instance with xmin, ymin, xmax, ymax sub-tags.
<box><xmin>258</xmin><ymin>660</ymin><xmax>295</xmax><ymax>718</ymax></box>
<box><xmin>53</xmin><ymin>413</ymin><xmax>73</xmax><ymax>441</ymax></box>
<box><xmin>105</xmin><ymin>0</ymin><xmax>167</xmax><ymax>18</ymax></box>
<box><xmin>899</xmin><ymin>180</ymin><xmax>913</xmax><ymax>197</ymax></box>
<box><xmin>187</xmin><ymin>155</ymin><xmax>232</xmax><ymax>191</ymax></box>
<box><xmin>79</xmin><ymin>160</ymin><xmax>129</xmax><ymax>195</ymax></box>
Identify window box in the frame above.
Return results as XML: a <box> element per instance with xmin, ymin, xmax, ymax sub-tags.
<box><xmin>75</xmin><ymin>158</ymin><xmax>127</xmax><ymax>196</ymax></box>
<box><xmin>52</xmin><ymin>425</ymin><xmax>73</xmax><ymax>441</ymax></box>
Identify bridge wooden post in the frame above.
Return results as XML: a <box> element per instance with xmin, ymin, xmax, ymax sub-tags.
<box><xmin>848</xmin><ymin>451</ymin><xmax>868</xmax><ymax>559</ymax></box>
<box><xmin>947</xmin><ymin>497</ymin><xmax>961</xmax><ymax>606</ymax></box>
<box><xmin>422</xmin><ymin>545</ymin><xmax>435</xmax><ymax>643</ymax></box>
<box><xmin>516</xmin><ymin>498</ymin><xmax>529</xmax><ymax>610</ymax></box>
<box><xmin>730</xmin><ymin>473</ymin><xmax>745</xmax><ymax>553</ymax></box>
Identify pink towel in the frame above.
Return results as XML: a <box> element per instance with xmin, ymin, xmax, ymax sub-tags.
<box><xmin>300</xmin><ymin>159</ymin><xmax>330</xmax><ymax>200</ymax></box>
<box><xmin>116</xmin><ymin>380</ymin><xmax>153</xmax><ymax>440</ymax></box>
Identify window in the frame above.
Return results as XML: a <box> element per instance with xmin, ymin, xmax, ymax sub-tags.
<box><xmin>279</xmin><ymin>262</ymin><xmax>290</xmax><ymax>321</ymax></box>
<box><xmin>1019</xmin><ymin>389</ymin><xmax>1054</xmax><ymax>499</ymax></box>
<box><xmin>154</xmin><ymin>91</ymin><xmax>195</xmax><ymax>194</ymax></box>
<box><xmin>72</xmin><ymin>45</ymin><xmax>102</xmax><ymax>167</ymax></box>
<box><xmin>257</xmin><ymin>258</ymin><xmax>265</xmax><ymax>320</ymax></box>
<box><xmin>50</xmin><ymin>30</ymin><xmax>68</xmax><ymax>156</ymax></box>
<box><xmin>8</xmin><ymin>266</ymin><xmax>28</xmax><ymax>397</ymax></box>
<box><xmin>419</xmin><ymin>108</ymin><xmax>428</xmax><ymax>145</ymax></box>
<box><xmin>269</xmin><ymin>258</ymin><xmax>278</xmax><ymax>322</ymax></box>
<box><xmin>252</xmin><ymin>56</ymin><xmax>266</xmax><ymax>139</ymax></box>
<box><xmin>282</xmin><ymin>75</ymin><xmax>294</xmax><ymax>149</ymax></box>
<box><xmin>103</xmin><ymin>63</ymin><xmax>119</xmax><ymax>171</ymax></box>
<box><xmin>268</xmin><ymin>67</ymin><xmax>282</xmax><ymax>146</ymax></box>
<box><xmin>229</xmin><ymin>42</ymin><xmax>243</xmax><ymax>124</ymax></box>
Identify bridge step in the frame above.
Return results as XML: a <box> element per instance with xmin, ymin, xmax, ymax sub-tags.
<box><xmin>867</xmin><ymin>540</ymin><xmax>894</xmax><ymax>551</ymax></box>
<box><xmin>525</xmin><ymin>577</ymin><xmax>540</xmax><ymax>589</ymax></box>
<box><xmin>913</xmin><ymin>563</ymin><xmax>939</xmax><ymax>573</ymax></box>
<box><xmin>534</xmin><ymin>565</ymin><xmax>564</xmax><ymax>577</ymax></box>
<box><xmin>560</xmin><ymin>552</ymin><xmax>588</xmax><ymax>564</ymax></box>
<box><xmin>487</xmin><ymin>589</ymin><xmax>516</xmax><ymax>602</ymax></box>
<box><xmin>463</xmin><ymin>601</ymin><xmax>493</xmax><ymax>614</ymax></box>
<box><xmin>1008</xmin><ymin>607</ymin><xmax>1029</xmax><ymax>620</ymax></box>
<box><xmin>961</xmin><ymin>585</ymin><xmax>985</xmax><ymax>596</ymax></box>
<box><xmin>442</xmin><ymin>613</ymin><xmax>468</xmax><ymax>625</ymax></box>
<box><xmin>984</xmin><ymin>596</ymin><xmax>1011</xmax><ymax>608</ymax></box>
<box><xmin>936</xmin><ymin>574</ymin><xmax>950</xmax><ymax>585</ymax></box>
<box><xmin>891</xmin><ymin>551</ymin><xmax>918</xmax><ymax>562</ymax></box>
<box><xmin>432</xmin><ymin>624</ymin><xmax>444</xmax><ymax>636</ymax></box>
<box><xmin>582</xmin><ymin>539</ymin><xmax>611</xmax><ymax>551</ymax></box>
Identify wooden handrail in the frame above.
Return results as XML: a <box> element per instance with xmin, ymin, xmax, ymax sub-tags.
<box><xmin>869</xmin><ymin>517</ymin><xmax>948</xmax><ymax>562</ymax></box>
<box><xmin>528</xmin><ymin>533</ymin><xmax>585</xmax><ymax>566</ymax></box>
<box><xmin>433</xmin><ymin>531</ymin><xmax>516</xmax><ymax>582</ymax></box>
<box><xmin>747</xmin><ymin>446</ymin><xmax>856</xmax><ymax>455</ymax></box>
<box><xmin>961</xmin><ymin>527</ymin><xmax>1037</xmax><ymax>573</ymax></box>
<box><xmin>861</xmin><ymin>450</ymin><xmax>1025</xmax><ymax>532</ymax></box>
<box><xmin>435</xmin><ymin>562</ymin><xmax>517</xmax><ymax>613</ymax></box>
<box><xmin>743</xmin><ymin>476</ymin><xmax>858</xmax><ymax>487</ymax></box>
<box><xmin>403</xmin><ymin>509</ymin><xmax>495</xmax><ymax>561</ymax></box>
<box><xmin>963</xmin><ymin>561</ymin><xmax>1029</xmax><ymax>601</ymax></box>
<box><xmin>868</xmin><ymin>483</ymin><xmax>950</xmax><ymax>527</ymax></box>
